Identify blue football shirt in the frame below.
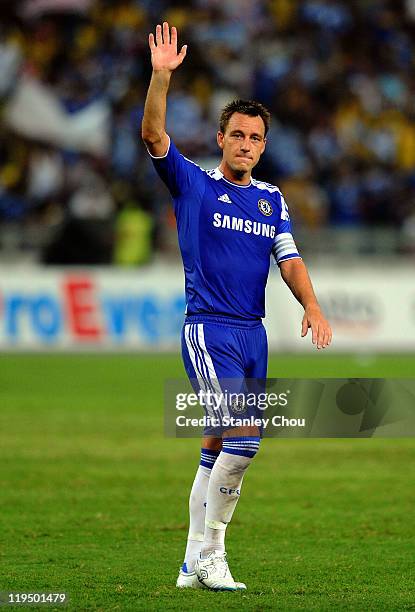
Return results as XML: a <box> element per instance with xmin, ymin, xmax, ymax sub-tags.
<box><xmin>149</xmin><ymin>137</ymin><xmax>301</xmax><ymax>320</ymax></box>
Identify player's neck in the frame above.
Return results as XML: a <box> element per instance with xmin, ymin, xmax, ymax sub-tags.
<box><xmin>219</xmin><ymin>162</ymin><xmax>251</xmax><ymax>186</ymax></box>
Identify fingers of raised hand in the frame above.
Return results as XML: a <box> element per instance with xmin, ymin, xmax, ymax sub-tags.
<box><xmin>154</xmin><ymin>22</ymin><xmax>171</xmax><ymax>46</ymax></box>
<box><xmin>151</xmin><ymin>22</ymin><xmax>177</xmax><ymax>50</ymax></box>
<box><xmin>163</xmin><ymin>21</ymin><xmax>170</xmax><ymax>44</ymax></box>
<box><xmin>155</xmin><ymin>23</ymin><xmax>162</xmax><ymax>45</ymax></box>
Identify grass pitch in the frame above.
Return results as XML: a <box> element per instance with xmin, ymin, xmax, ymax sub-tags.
<box><xmin>1</xmin><ymin>354</ymin><xmax>414</xmax><ymax>611</ymax></box>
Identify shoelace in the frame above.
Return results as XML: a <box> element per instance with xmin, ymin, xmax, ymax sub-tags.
<box><xmin>204</xmin><ymin>552</ymin><xmax>228</xmax><ymax>577</ymax></box>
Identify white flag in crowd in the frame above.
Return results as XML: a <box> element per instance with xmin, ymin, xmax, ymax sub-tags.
<box><xmin>4</xmin><ymin>76</ymin><xmax>110</xmax><ymax>156</ymax></box>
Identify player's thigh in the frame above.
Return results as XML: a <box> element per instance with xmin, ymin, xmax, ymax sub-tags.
<box><xmin>182</xmin><ymin>321</ymin><xmax>245</xmax><ymax>382</ymax></box>
<box><xmin>246</xmin><ymin>323</ymin><xmax>268</xmax><ymax>380</ymax></box>
<box><xmin>182</xmin><ymin>322</ymin><xmax>246</xmax><ymax>436</ymax></box>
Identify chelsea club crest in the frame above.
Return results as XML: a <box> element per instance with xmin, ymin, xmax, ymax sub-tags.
<box><xmin>258</xmin><ymin>199</ymin><xmax>273</xmax><ymax>216</ymax></box>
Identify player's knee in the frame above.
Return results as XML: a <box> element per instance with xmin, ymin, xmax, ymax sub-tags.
<box><xmin>202</xmin><ymin>436</ymin><xmax>222</xmax><ymax>452</ymax></box>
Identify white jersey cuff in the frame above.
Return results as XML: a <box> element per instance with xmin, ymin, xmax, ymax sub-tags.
<box><xmin>145</xmin><ymin>135</ymin><xmax>171</xmax><ymax>159</ymax></box>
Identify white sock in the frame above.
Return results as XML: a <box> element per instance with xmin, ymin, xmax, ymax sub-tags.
<box><xmin>183</xmin><ymin>449</ymin><xmax>219</xmax><ymax>572</ymax></box>
<box><xmin>201</xmin><ymin>440</ymin><xmax>259</xmax><ymax>558</ymax></box>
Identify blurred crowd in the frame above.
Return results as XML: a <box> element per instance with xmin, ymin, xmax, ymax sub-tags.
<box><xmin>1</xmin><ymin>0</ymin><xmax>415</xmax><ymax>264</ymax></box>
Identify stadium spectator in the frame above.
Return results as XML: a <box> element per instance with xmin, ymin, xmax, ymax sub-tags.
<box><xmin>0</xmin><ymin>0</ymin><xmax>414</xmax><ymax>261</ymax></box>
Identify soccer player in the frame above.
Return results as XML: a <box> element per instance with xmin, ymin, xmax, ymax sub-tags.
<box><xmin>142</xmin><ymin>22</ymin><xmax>332</xmax><ymax>591</ymax></box>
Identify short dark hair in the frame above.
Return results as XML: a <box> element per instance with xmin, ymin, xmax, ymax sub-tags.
<box><xmin>219</xmin><ymin>99</ymin><xmax>271</xmax><ymax>136</ymax></box>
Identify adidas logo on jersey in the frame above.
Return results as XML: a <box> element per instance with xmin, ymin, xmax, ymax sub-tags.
<box><xmin>218</xmin><ymin>193</ymin><xmax>232</xmax><ymax>203</ymax></box>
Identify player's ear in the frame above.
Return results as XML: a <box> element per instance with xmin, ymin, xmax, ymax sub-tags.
<box><xmin>217</xmin><ymin>131</ymin><xmax>224</xmax><ymax>150</ymax></box>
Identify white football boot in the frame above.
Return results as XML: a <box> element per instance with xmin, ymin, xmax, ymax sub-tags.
<box><xmin>177</xmin><ymin>559</ymin><xmax>246</xmax><ymax>590</ymax></box>
<box><xmin>195</xmin><ymin>550</ymin><xmax>246</xmax><ymax>591</ymax></box>
<box><xmin>176</xmin><ymin>568</ymin><xmax>206</xmax><ymax>589</ymax></box>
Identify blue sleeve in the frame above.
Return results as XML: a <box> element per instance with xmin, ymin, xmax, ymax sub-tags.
<box><xmin>271</xmin><ymin>192</ymin><xmax>302</xmax><ymax>265</ymax></box>
<box><xmin>147</xmin><ymin>137</ymin><xmax>203</xmax><ymax>198</ymax></box>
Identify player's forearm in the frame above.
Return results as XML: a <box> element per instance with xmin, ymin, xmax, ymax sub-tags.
<box><xmin>141</xmin><ymin>70</ymin><xmax>171</xmax><ymax>146</ymax></box>
<box><xmin>280</xmin><ymin>258</ymin><xmax>321</xmax><ymax>312</ymax></box>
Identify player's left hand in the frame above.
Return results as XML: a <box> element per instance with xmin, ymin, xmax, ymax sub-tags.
<box><xmin>301</xmin><ymin>305</ymin><xmax>332</xmax><ymax>349</ymax></box>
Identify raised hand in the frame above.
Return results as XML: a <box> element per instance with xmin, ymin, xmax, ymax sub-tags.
<box><xmin>149</xmin><ymin>22</ymin><xmax>187</xmax><ymax>73</ymax></box>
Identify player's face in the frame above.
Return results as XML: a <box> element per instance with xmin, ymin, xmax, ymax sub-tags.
<box><xmin>217</xmin><ymin>113</ymin><xmax>266</xmax><ymax>176</ymax></box>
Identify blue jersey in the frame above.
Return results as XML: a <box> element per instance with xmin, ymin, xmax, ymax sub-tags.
<box><xmin>150</xmin><ymin>138</ymin><xmax>301</xmax><ymax>320</ymax></box>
